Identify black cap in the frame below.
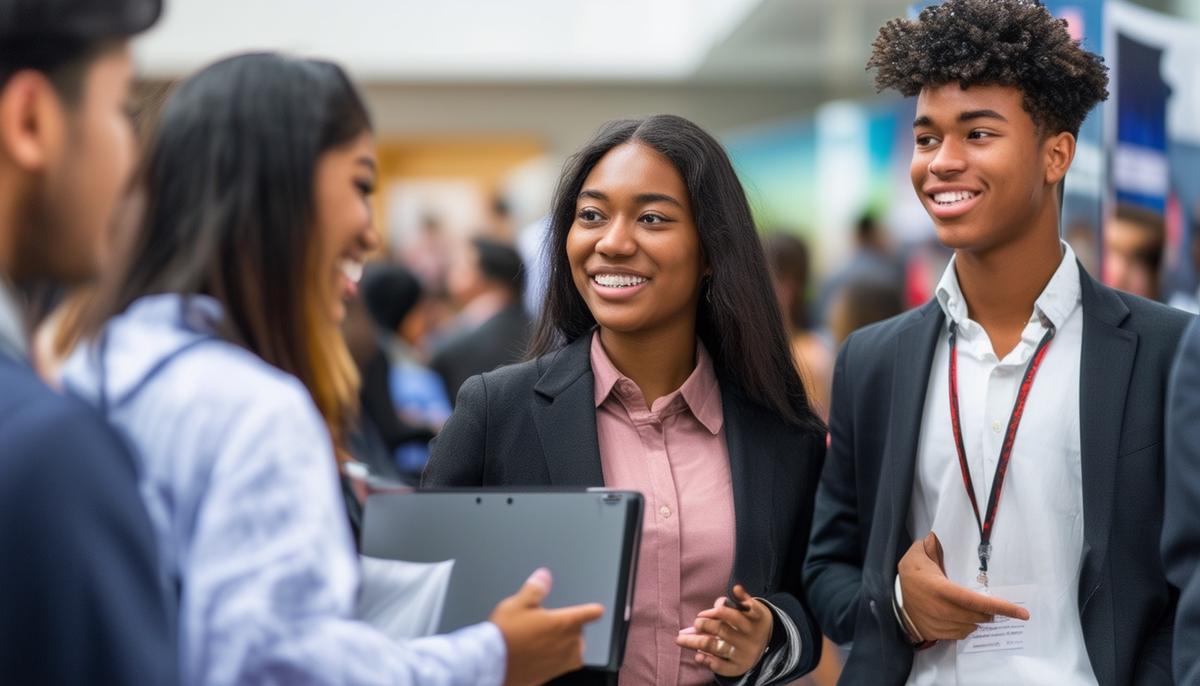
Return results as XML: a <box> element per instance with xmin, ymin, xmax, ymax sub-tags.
<box><xmin>1</xmin><ymin>0</ymin><xmax>162</xmax><ymax>72</ymax></box>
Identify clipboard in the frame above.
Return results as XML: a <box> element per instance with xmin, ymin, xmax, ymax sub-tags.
<box><xmin>361</xmin><ymin>489</ymin><xmax>643</xmax><ymax>671</ymax></box>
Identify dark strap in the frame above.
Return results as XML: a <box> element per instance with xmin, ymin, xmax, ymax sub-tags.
<box><xmin>97</xmin><ymin>332</ymin><xmax>218</xmax><ymax>416</ymax></box>
<box><xmin>947</xmin><ymin>320</ymin><xmax>1055</xmax><ymax>578</ymax></box>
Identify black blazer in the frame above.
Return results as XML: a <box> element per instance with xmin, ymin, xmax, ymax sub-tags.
<box><xmin>803</xmin><ymin>265</ymin><xmax>1191</xmax><ymax>686</ymax></box>
<box><xmin>0</xmin><ymin>354</ymin><xmax>177</xmax><ymax>685</ymax></box>
<box><xmin>431</xmin><ymin>302</ymin><xmax>531</xmax><ymax>403</ymax></box>
<box><xmin>1162</xmin><ymin>318</ymin><xmax>1200</xmax><ymax>685</ymax></box>
<box><xmin>423</xmin><ymin>333</ymin><xmax>826</xmax><ymax>686</ymax></box>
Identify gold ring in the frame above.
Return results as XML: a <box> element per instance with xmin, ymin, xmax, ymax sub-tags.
<box><xmin>714</xmin><ymin>638</ymin><xmax>734</xmax><ymax>660</ymax></box>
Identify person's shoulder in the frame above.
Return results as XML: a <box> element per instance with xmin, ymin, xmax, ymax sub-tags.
<box><xmin>0</xmin><ymin>360</ymin><xmax>121</xmax><ymax>448</ymax></box>
<box><xmin>0</xmin><ymin>357</ymin><xmax>48</xmax><ymax>414</ymax></box>
<box><xmin>0</xmin><ymin>363</ymin><xmax>137</xmax><ymax>504</ymax></box>
<box><xmin>454</xmin><ymin>345</ymin><xmax>577</xmax><ymax>405</ymax></box>
<box><xmin>483</xmin><ymin>302</ymin><xmax>531</xmax><ymax>330</ymax></box>
<box><xmin>465</xmin><ymin>354</ymin><xmax>543</xmax><ymax>397</ymax></box>
<box><xmin>124</xmin><ymin>338</ymin><xmax>325</xmax><ymax>444</ymax></box>
<box><xmin>841</xmin><ymin>302</ymin><xmax>935</xmax><ymax>360</ymax></box>
<box><xmin>432</xmin><ymin>327</ymin><xmax>470</xmax><ymax>355</ymax></box>
<box><xmin>161</xmin><ymin>338</ymin><xmax>315</xmax><ymax>410</ymax></box>
<box><xmin>1114</xmin><ymin>290</ymin><xmax>1194</xmax><ymax>339</ymax></box>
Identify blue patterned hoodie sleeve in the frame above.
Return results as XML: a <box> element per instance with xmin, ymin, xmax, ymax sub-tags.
<box><xmin>180</xmin><ymin>383</ymin><xmax>507</xmax><ymax>686</ymax></box>
<box><xmin>61</xmin><ymin>296</ymin><xmax>507</xmax><ymax>686</ymax></box>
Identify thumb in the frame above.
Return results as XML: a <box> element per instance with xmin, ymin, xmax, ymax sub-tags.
<box><xmin>923</xmin><ymin>532</ymin><xmax>946</xmax><ymax>571</ymax></box>
<box><xmin>515</xmin><ymin>567</ymin><xmax>552</xmax><ymax>607</ymax></box>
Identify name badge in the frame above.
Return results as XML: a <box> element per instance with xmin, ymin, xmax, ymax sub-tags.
<box><xmin>957</xmin><ymin>584</ymin><xmax>1036</xmax><ymax>656</ymax></box>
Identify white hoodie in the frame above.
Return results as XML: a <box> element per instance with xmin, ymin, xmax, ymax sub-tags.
<box><xmin>63</xmin><ymin>294</ymin><xmax>504</xmax><ymax>686</ymax></box>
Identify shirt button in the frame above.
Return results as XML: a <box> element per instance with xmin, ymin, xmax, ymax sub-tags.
<box><xmin>991</xmin><ymin>420</ymin><xmax>1003</xmax><ymax>434</ymax></box>
<box><xmin>659</xmin><ymin>505</ymin><xmax>672</xmax><ymax>519</ymax></box>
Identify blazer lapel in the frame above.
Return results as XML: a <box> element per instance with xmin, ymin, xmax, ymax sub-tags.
<box><xmin>886</xmin><ymin>301</ymin><xmax>945</xmax><ymax>570</ymax></box>
<box><xmin>721</xmin><ymin>387</ymin><xmax>775</xmax><ymax>592</ymax></box>
<box><xmin>1076</xmin><ymin>268</ymin><xmax>1135</xmax><ymax>613</ymax></box>
<box><xmin>531</xmin><ymin>334</ymin><xmax>606</xmax><ymax>487</ymax></box>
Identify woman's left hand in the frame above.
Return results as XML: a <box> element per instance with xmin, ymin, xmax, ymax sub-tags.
<box><xmin>675</xmin><ymin>584</ymin><xmax>773</xmax><ymax>677</ymax></box>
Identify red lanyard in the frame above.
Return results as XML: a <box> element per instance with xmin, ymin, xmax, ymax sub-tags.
<box><xmin>947</xmin><ymin>320</ymin><xmax>1055</xmax><ymax>587</ymax></box>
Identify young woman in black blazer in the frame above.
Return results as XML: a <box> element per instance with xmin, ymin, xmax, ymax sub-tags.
<box><xmin>423</xmin><ymin>114</ymin><xmax>826</xmax><ymax>686</ymax></box>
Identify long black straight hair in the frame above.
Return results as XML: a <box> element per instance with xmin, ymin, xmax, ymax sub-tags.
<box><xmin>90</xmin><ymin>52</ymin><xmax>371</xmax><ymax>448</ymax></box>
<box><xmin>530</xmin><ymin>114</ymin><xmax>825</xmax><ymax>434</ymax></box>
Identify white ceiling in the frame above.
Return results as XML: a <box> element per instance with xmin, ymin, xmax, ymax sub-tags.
<box><xmin>133</xmin><ymin>0</ymin><xmax>766</xmax><ymax>81</ymax></box>
<box><xmin>695</xmin><ymin>0</ymin><xmax>908</xmax><ymax>90</ymax></box>
<box><xmin>132</xmin><ymin>0</ymin><xmax>1194</xmax><ymax>91</ymax></box>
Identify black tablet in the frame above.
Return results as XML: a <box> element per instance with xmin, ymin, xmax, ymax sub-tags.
<box><xmin>361</xmin><ymin>489</ymin><xmax>643</xmax><ymax>672</ymax></box>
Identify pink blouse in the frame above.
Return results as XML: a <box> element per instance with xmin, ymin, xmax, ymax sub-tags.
<box><xmin>590</xmin><ymin>333</ymin><xmax>737</xmax><ymax>686</ymax></box>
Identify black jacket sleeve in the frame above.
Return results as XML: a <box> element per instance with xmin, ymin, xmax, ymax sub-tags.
<box><xmin>803</xmin><ymin>335</ymin><xmax>867</xmax><ymax>644</ymax></box>
<box><xmin>0</xmin><ymin>398</ymin><xmax>177</xmax><ymax>685</ymax></box>
<box><xmin>1162</xmin><ymin>319</ymin><xmax>1200</xmax><ymax>685</ymax></box>
<box><xmin>761</xmin><ymin>430</ymin><xmax>826</xmax><ymax>681</ymax></box>
<box><xmin>422</xmin><ymin>374</ymin><xmax>489</xmax><ymax>487</ymax></box>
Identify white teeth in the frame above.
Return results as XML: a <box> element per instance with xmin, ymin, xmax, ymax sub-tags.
<box><xmin>933</xmin><ymin>191</ymin><xmax>978</xmax><ymax>205</ymax></box>
<box><xmin>340</xmin><ymin>258</ymin><xmax>364</xmax><ymax>284</ymax></box>
<box><xmin>593</xmin><ymin>273</ymin><xmax>648</xmax><ymax>288</ymax></box>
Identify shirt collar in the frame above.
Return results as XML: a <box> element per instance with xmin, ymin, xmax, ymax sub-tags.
<box><xmin>0</xmin><ymin>278</ymin><xmax>28</xmax><ymax>360</ymax></box>
<box><xmin>589</xmin><ymin>331</ymin><xmax>724</xmax><ymax>435</ymax></box>
<box><xmin>935</xmin><ymin>242</ymin><xmax>1081</xmax><ymax>332</ymax></box>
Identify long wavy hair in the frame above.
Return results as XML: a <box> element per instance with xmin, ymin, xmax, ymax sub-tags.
<box><xmin>90</xmin><ymin>53</ymin><xmax>370</xmax><ymax>451</ymax></box>
<box><xmin>529</xmin><ymin>115</ymin><xmax>824</xmax><ymax>434</ymax></box>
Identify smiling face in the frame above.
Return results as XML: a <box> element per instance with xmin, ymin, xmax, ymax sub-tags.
<box><xmin>910</xmin><ymin>83</ymin><xmax>1073</xmax><ymax>255</ymax></box>
<box><xmin>566</xmin><ymin>141</ymin><xmax>706</xmax><ymax>337</ymax></box>
<box><xmin>313</xmin><ymin>130</ymin><xmax>379</xmax><ymax>324</ymax></box>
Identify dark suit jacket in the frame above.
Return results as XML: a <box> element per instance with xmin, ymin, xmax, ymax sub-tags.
<box><xmin>1163</xmin><ymin>318</ymin><xmax>1200</xmax><ymax>685</ymax></box>
<box><xmin>804</xmin><ymin>266</ymin><xmax>1190</xmax><ymax>686</ymax></box>
<box><xmin>423</xmin><ymin>333</ymin><xmax>826</xmax><ymax>686</ymax></box>
<box><xmin>431</xmin><ymin>301</ymin><xmax>531</xmax><ymax>403</ymax></box>
<box><xmin>0</xmin><ymin>354</ymin><xmax>176</xmax><ymax>685</ymax></box>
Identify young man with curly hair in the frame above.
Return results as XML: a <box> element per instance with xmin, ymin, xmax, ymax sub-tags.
<box><xmin>804</xmin><ymin>0</ymin><xmax>1191</xmax><ymax>684</ymax></box>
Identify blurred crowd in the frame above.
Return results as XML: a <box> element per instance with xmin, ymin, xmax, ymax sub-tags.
<box><xmin>7</xmin><ymin>1</ymin><xmax>1200</xmax><ymax>685</ymax></box>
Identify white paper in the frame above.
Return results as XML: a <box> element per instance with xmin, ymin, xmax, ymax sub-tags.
<box><xmin>958</xmin><ymin>584</ymin><xmax>1036</xmax><ymax>655</ymax></box>
<box><xmin>356</xmin><ymin>556</ymin><xmax>455</xmax><ymax>641</ymax></box>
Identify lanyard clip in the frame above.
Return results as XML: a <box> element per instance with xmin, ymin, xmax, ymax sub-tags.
<box><xmin>977</xmin><ymin>544</ymin><xmax>992</xmax><ymax>588</ymax></box>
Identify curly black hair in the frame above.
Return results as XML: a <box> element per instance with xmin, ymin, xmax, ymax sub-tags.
<box><xmin>867</xmin><ymin>0</ymin><xmax>1109</xmax><ymax>137</ymax></box>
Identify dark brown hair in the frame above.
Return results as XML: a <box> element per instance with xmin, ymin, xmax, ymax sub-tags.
<box><xmin>92</xmin><ymin>53</ymin><xmax>371</xmax><ymax>449</ymax></box>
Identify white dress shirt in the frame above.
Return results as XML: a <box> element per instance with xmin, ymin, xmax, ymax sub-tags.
<box><xmin>903</xmin><ymin>244</ymin><xmax>1097</xmax><ymax>685</ymax></box>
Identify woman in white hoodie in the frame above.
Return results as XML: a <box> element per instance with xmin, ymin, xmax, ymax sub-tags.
<box><xmin>63</xmin><ymin>52</ymin><xmax>601</xmax><ymax>686</ymax></box>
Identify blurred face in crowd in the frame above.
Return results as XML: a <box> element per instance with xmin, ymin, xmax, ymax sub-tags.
<box><xmin>567</xmin><ymin>142</ymin><xmax>706</xmax><ymax>337</ymax></box>
<box><xmin>910</xmin><ymin>83</ymin><xmax>1073</xmax><ymax>255</ymax></box>
<box><xmin>446</xmin><ymin>242</ymin><xmax>485</xmax><ymax>306</ymax></box>
<box><xmin>313</xmin><ymin>130</ymin><xmax>379</xmax><ymax>324</ymax></box>
<box><xmin>0</xmin><ymin>44</ymin><xmax>137</xmax><ymax>283</ymax></box>
<box><xmin>1103</xmin><ymin>212</ymin><xmax>1163</xmax><ymax>300</ymax></box>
